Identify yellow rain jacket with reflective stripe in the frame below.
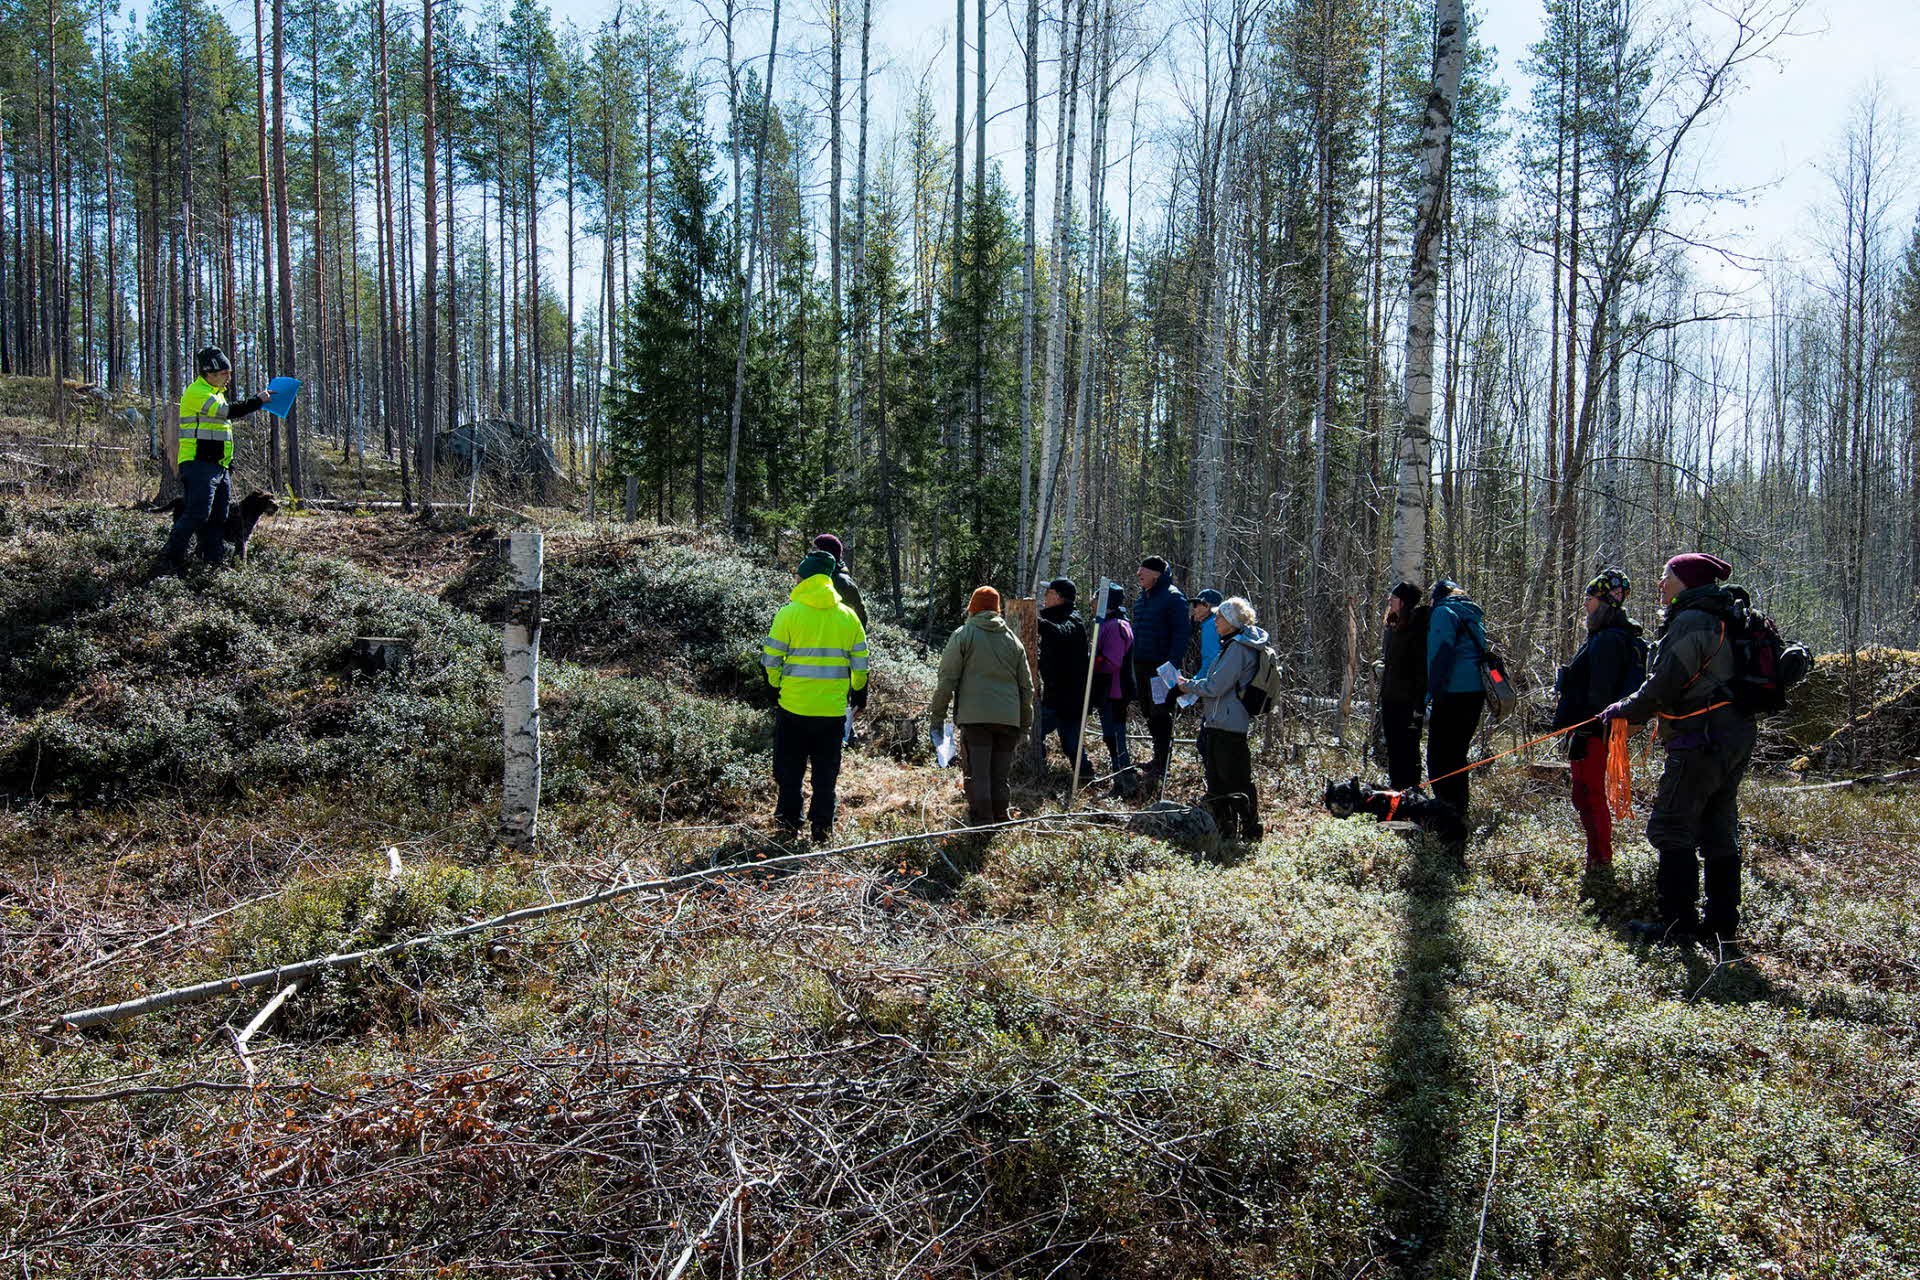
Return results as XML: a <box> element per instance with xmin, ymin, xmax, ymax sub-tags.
<box><xmin>177</xmin><ymin>376</ymin><xmax>235</xmax><ymax>467</ymax></box>
<box><xmin>762</xmin><ymin>574</ymin><xmax>870</xmax><ymax>716</ymax></box>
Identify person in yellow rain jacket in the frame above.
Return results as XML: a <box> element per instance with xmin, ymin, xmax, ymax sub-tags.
<box><xmin>163</xmin><ymin>347</ymin><xmax>268</xmax><ymax>571</ymax></box>
<box><xmin>762</xmin><ymin>549</ymin><xmax>871</xmax><ymax>843</ymax></box>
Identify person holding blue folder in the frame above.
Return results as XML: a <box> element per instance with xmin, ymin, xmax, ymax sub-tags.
<box><xmin>162</xmin><ymin>348</ymin><xmax>268</xmax><ymax>571</ymax></box>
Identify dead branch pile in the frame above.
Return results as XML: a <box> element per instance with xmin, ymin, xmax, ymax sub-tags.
<box><xmin>3</xmin><ymin>848</ymin><xmax>1336</xmax><ymax>1279</ymax></box>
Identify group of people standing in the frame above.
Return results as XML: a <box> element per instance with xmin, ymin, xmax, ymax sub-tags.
<box><xmin>764</xmin><ymin>536</ymin><xmax>1765</xmax><ymax>953</ymax></box>
<box><xmin>1377</xmin><ymin>554</ymin><xmax>1762</xmax><ymax>950</ymax></box>
<box><xmin>927</xmin><ymin>556</ymin><xmax>1269</xmax><ymax>841</ymax></box>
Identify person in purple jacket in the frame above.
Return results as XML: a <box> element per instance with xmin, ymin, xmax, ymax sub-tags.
<box><xmin>1093</xmin><ymin>583</ymin><xmax>1139</xmax><ymax>796</ymax></box>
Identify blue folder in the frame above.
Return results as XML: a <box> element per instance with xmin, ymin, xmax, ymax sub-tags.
<box><xmin>263</xmin><ymin>377</ymin><xmax>302</xmax><ymax>418</ymax></box>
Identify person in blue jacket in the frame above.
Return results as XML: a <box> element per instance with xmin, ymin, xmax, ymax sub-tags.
<box><xmin>1425</xmin><ymin>579</ymin><xmax>1490</xmax><ymax>829</ymax></box>
<box><xmin>1130</xmin><ymin>554</ymin><xmax>1189</xmax><ymax>786</ymax></box>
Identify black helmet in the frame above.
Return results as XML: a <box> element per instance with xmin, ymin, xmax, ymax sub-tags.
<box><xmin>196</xmin><ymin>347</ymin><xmax>232</xmax><ymax>376</ymax></box>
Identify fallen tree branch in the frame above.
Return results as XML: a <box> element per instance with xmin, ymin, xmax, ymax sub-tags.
<box><xmin>0</xmin><ymin>888</ymin><xmax>286</xmax><ymax>1016</ymax></box>
<box><xmin>1766</xmin><ymin>767</ymin><xmax>1920</xmax><ymax>795</ymax></box>
<box><xmin>56</xmin><ymin>811</ymin><xmax>1128</xmax><ymax>1031</ymax></box>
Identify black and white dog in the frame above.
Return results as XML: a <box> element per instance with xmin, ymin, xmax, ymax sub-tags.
<box><xmin>1323</xmin><ymin>776</ymin><xmax>1467</xmax><ymax>843</ymax></box>
<box><xmin>165</xmin><ymin>490</ymin><xmax>280</xmax><ymax>562</ymax></box>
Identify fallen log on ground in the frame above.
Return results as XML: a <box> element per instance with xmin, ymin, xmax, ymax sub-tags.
<box><xmin>56</xmin><ymin>810</ymin><xmax>1127</xmax><ymax>1031</ymax></box>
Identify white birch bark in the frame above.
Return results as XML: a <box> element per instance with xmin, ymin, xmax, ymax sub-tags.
<box><xmin>1030</xmin><ymin>0</ymin><xmax>1085</xmax><ymax>587</ymax></box>
<box><xmin>500</xmin><ymin>530</ymin><xmax>544</xmax><ymax>850</ymax></box>
<box><xmin>1389</xmin><ymin>0</ymin><xmax>1466</xmax><ymax>589</ymax></box>
<box><xmin>722</xmin><ymin>0</ymin><xmax>783</xmax><ymax>531</ymax></box>
<box><xmin>1016</xmin><ymin>0</ymin><xmax>1039</xmax><ymax>588</ymax></box>
<box><xmin>1059</xmin><ymin>0</ymin><xmax>1113</xmax><ymax>581</ymax></box>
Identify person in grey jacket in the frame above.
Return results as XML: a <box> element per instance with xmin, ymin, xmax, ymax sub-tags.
<box><xmin>1603</xmin><ymin>553</ymin><xmax>1756</xmax><ymax>951</ymax></box>
<box><xmin>930</xmin><ymin>586</ymin><xmax>1035</xmax><ymax>824</ymax></box>
<box><xmin>1176</xmin><ymin>596</ymin><xmax>1267</xmax><ymax>842</ymax></box>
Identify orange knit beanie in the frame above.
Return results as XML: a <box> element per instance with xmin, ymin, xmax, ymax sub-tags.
<box><xmin>968</xmin><ymin>586</ymin><xmax>1002</xmax><ymax>615</ymax></box>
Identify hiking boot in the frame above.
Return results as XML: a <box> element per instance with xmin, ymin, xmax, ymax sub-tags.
<box><xmin>1627</xmin><ymin>919</ymin><xmax>1696</xmax><ymax>947</ymax></box>
<box><xmin>811</xmin><ymin>824</ymin><xmax>833</xmax><ymax>845</ymax></box>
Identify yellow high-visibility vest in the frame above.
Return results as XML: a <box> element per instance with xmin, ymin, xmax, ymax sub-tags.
<box><xmin>761</xmin><ymin>575</ymin><xmax>870</xmax><ymax>716</ymax></box>
<box><xmin>177</xmin><ymin>376</ymin><xmax>234</xmax><ymax>467</ymax></box>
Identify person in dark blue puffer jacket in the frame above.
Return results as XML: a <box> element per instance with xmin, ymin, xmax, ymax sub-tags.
<box><xmin>1425</xmin><ymin>579</ymin><xmax>1490</xmax><ymax>831</ymax></box>
<box><xmin>1130</xmin><ymin>555</ymin><xmax>1189</xmax><ymax>785</ymax></box>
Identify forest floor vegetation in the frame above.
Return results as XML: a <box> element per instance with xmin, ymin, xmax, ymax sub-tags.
<box><xmin>0</xmin><ymin>500</ymin><xmax>1914</xmax><ymax>1278</ymax></box>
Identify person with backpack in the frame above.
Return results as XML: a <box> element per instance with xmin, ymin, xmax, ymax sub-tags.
<box><xmin>1552</xmin><ymin>569</ymin><xmax>1648</xmax><ymax>873</ymax></box>
<box><xmin>1603</xmin><ymin>553</ymin><xmax>1757</xmax><ymax>951</ymax></box>
<box><xmin>810</xmin><ymin>534</ymin><xmax>869</xmax><ymax>629</ymax></box>
<box><xmin>1176</xmin><ymin>597</ymin><xmax>1268</xmax><ymax>842</ymax></box>
<box><xmin>1425</xmin><ymin>580</ymin><xmax>1491</xmax><ymax>831</ymax></box>
<box><xmin>1093</xmin><ymin>583</ymin><xmax>1139</xmax><ymax>796</ymax></box>
<box><xmin>1379</xmin><ymin>583</ymin><xmax>1431</xmax><ymax>791</ymax></box>
<box><xmin>1130</xmin><ymin>555</ymin><xmax>1189</xmax><ymax>787</ymax></box>
<box><xmin>930</xmin><ymin>586</ymin><xmax>1035</xmax><ymax>825</ymax></box>
<box><xmin>1034</xmin><ymin>578</ymin><xmax>1094</xmax><ymax>781</ymax></box>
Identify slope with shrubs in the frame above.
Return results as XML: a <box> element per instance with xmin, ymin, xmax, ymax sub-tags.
<box><xmin>0</xmin><ymin>502</ymin><xmax>1915</xmax><ymax>1279</ymax></box>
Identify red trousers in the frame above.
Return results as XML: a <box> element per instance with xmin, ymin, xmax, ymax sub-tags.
<box><xmin>1569</xmin><ymin>740</ymin><xmax>1612</xmax><ymax>867</ymax></box>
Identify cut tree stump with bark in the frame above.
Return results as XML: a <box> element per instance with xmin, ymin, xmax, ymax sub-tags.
<box><xmin>350</xmin><ymin>637</ymin><xmax>414</xmax><ymax>675</ymax></box>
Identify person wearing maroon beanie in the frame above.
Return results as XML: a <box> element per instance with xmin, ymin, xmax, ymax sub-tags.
<box><xmin>1602</xmin><ymin>551</ymin><xmax>1754</xmax><ymax>955</ymax></box>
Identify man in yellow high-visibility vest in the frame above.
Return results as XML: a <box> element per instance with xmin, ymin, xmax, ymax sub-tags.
<box><xmin>761</xmin><ymin>549</ymin><xmax>870</xmax><ymax>843</ymax></box>
<box><xmin>163</xmin><ymin>347</ymin><xmax>267</xmax><ymax>570</ymax></box>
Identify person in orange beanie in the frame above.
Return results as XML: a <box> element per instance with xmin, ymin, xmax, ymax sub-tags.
<box><xmin>929</xmin><ymin>586</ymin><xmax>1034</xmax><ymax>824</ymax></box>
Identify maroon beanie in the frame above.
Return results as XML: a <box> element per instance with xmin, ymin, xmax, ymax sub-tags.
<box><xmin>1665</xmin><ymin>553</ymin><xmax>1732</xmax><ymax>590</ymax></box>
<box><xmin>812</xmin><ymin>533</ymin><xmax>844</xmax><ymax>560</ymax></box>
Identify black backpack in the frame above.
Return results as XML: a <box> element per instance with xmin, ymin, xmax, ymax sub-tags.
<box><xmin>1724</xmin><ymin>604</ymin><xmax>1810</xmax><ymax>716</ymax></box>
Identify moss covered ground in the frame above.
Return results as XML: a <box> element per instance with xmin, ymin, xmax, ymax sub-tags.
<box><xmin>0</xmin><ymin>501</ymin><xmax>1914</xmax><ymax>1278</ymax></box>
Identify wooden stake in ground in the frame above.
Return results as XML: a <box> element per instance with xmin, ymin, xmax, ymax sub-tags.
<box><xmin>501</xmin><ymin>529</ymin><xmax>543</xmax><ymax>849</ymax></box>
<box><xmin>1069</xmin><ymin>578</ymin><xmax>1109</xmax><ymax>807</ymax></box>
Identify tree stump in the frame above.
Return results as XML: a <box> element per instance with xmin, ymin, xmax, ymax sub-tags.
<box><xmin>351</xmin><ymin>637</ymin><xmax>415</xmax><ymax>675</ymax></box>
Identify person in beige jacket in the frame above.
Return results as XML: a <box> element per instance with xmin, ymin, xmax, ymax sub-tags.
<box><xmin>929</xmin><ymin>586</ymin><xmax>1034</xmax><ymax>824</ymax></box>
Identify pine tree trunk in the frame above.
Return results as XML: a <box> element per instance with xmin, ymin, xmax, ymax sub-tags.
<box><xmin>1389</xmin><ymin>0</ymin><xmax>1466</xmax><ymax>587</ymax></box>
<box><xmin>421</xmin><ymin>0</ymin><xmax>439</xmax><ymax>499</ymax></box>
<box><xmin>272</xmin><ymin>0</ymin><xmax>302</xmax><ymax>495</ymax></box>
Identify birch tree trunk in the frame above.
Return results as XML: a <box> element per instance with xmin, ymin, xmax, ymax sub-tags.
<box><xmin>1030</xmin><ymin>0</ymin><xmax>1084</xmax><ymax>586</ymax></box>
<box><xmin>722</xmin><ymin>0</ymin><xmax>782</xmax><ymax>532</ymax></box>
<box><xmin>1060</xmin><ymin>0</ymin><xmax>1113</xmax><ymax>581</ymax></box>
<box><xmin>500</xmin><ymin>530</ymin><xmax>544</xmax><ymax>850</ymax></box>
<box><xmin>1017</xmin><ymin>0</ymin><xmax>1039</xmax><ymax>589</ymax></box>
<box><xmin>1388</xmin><ymin>0</ymin><xmax>1466</xmax><ymax>589</ymax></box>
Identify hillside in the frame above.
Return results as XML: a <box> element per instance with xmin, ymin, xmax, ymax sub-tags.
<box><xmin>0</xmin><ymin>501</ymin><xmax>1916</xmax><ymax>1279</ymax></box>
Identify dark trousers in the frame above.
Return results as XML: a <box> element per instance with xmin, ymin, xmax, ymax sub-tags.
<box><xmin>1097</xmin><ymin>696</ymin><xmax>1136</xmax><ymax>790</ymax></box>
<box><xmin>163</xmin><ymin>460</ymin><xmax>231</xmax><ymax>565</ymax></box>
<box><xmin>1426</xmin><ymin>690</ymin><xmax>1486</xmax><ymax>819</ymax></box>
<box><xmin>772</xmin><ymin>708</ymin><xmax>844</xmax><ymax>835</ymax></box>
<box><xmin>1648</xmin><ymin>716</ymin><xmax>1756</xmax><ymax>938</ymax></box>
<box><xmin>960</xmin><ymin>723</ymin><xmax>1020</xmax><ymax>824</ymax></box>
<box><xmin>1134</xmin><ymin>664</ymin><xmax>1174</xmax><ymax>776</ymax></box>
<box><xmin>1568</xmin><ymin>737</ymin><xmax>1612</xmax><ymax>867</ymax></box>
<box><xmin>1201</xmin><ymin>729</ymin><xmax>1260</xmax><ymax>839</ymax></box>
<box><xmin>1380</xmin><ymin>698</ymin><xmax>1423</xmax><ymax>791</ymax></box>
<box><xmin>1039</xmin><ymin>705</ymin><xmax>1092</xmax><ymax>776</ymax></box>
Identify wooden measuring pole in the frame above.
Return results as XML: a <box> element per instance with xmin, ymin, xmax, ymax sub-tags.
<box><xmin>1068</xmin><ymin>578</ymin><xmax>1109</xmax><ymax>808</ymax></box>
<box><xmin>500</xmin><ymin>529</ymin><xmax>543</xmax><ymax>849</ymax></box>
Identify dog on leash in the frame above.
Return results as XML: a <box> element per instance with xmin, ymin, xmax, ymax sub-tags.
<box><xmin>164</xmin><ymin>490</ymin><xmax>280</xmax><ymax>562</ymax></box>
<box><xmin>1323</xmin><ymin>776</ymin><xmax>1467</xmax><ymax>843</ymax></box>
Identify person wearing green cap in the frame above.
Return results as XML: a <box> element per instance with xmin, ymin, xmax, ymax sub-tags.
<box><xmin>761</xmin><ymin>549</ymin><xmax>871</xmax><ymax>842</ymax></box>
